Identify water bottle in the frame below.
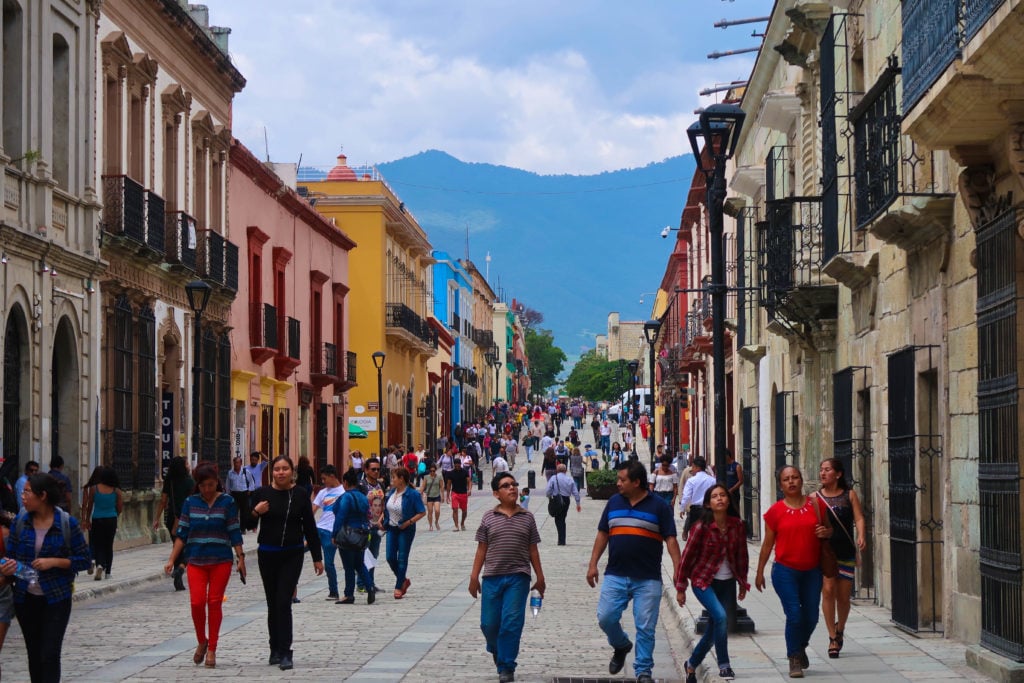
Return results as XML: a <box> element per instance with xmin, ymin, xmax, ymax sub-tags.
<box><xmin>529</xmin><ymin>589</ymin><xmax>542</xmax><ymax>618</ymax></box>
<box><xmin>9</xmin><ymin>560</ymin><xmax>38</xmax><ymax>587</ymax></box>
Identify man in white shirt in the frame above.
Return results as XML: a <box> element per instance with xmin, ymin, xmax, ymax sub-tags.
<box><xmin>539</xmin><ymin>433</ymin><xmax>555</xmax><ymax>454</ymax></box>
<box><xmin>246</xmin><ymin>450</ymin><xmax>269</xmax><ymax>487</ymax></box>
<box><xmin>678</xmin><ymin>456</ymin><xmax>716</xmax><ymax>540</ymax></box>
<box><xmin>311</xmin><ymin>465</ymin><xmax>346</xmax><ymax>600</ymax></box>
<box><xmin>226</xmin><ymin>456</ymin><xmax>257</xmax><ymax>531</ymax></box>
<box><xmin>504</xmin><ymin>438</ymin><xmax>518</xmax><ymax>468</ymax></box>
<box><xmin>599</xmin><ymin>421</ymin><xmax>612</xmax><ymax>455</ymax></box>
<box><xmin>491</xmin><ymin>452</ymin><xmax>509</xmax><ymax>476</ymax></box>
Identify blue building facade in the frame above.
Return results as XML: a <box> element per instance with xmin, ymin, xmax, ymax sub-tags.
<box><xmin>432</xmin><ymin>252</ymin><xmax>475</xmax><ymax>439</ymax></box>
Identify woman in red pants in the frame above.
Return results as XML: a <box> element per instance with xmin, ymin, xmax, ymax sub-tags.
<box><xmin>164</xmin><ymin>461</ymin><xmax>244</xmax><ymax>668</ymax></box>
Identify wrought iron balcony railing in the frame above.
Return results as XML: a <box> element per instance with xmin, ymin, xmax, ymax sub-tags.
<box><xmin>145</xmin><ymin>190</ymin><xmax>165</xmax><ymax>255</ymax></box>
<box><xmin>101</xmin><ymin>175</ymin><xmax>146</xmax><ymax>243</ymax></box>
<box><xmin>965</xmin><ymin>0</ymin><xmax>1006</xmax><ymax>47</ymax></box>
<box><xmin>766</xmin><ymin>146</ymin><xmax>791</xmax><ymax>202</ymax></box>
<box><xmin>286</xmin><ymin>317</ymin><xmax>301</xmax><ymax>360</ymax></box>
<box><xmin>311</xmin><ymin>341</ymin><xmax>338</xmax><ymax>377</ymax></box>
<box><xmin>902</xmin><ymin>0</ymin><xmax>960</xmax><ymax>114</ymax></box>
<box><xmin>452</xmin><ymin>313</ymin><xmax>461</xmax><ymax>333</ymax></box>
<box><xmin>684</xmin><ymin>304</ymin><xmax>703</xmax><ymax>349</ymax></box>
<box><xmin>758</xmin><ymin>197</ymin><xmax>831</xmax><ymax>314</ymax></box>
<box><xmin>474</xmin><ymin>328</ymin><xmax>494</xmax><ymax>348</ymax></box>
<box><xmin>385</xmin><ymin>303</ymin><xmax>438</xmax><ymax>349</ymax></box>
<box><xmin>852</xmin><ymin>63</ymin><xmax>948</xmax><ymax>230</ymax></box>
<box><xmin>197</xmin><ymin>229</ymin><xmax>225</xmax><ymax>284</ymax></box>
<box><xmin>249</xmin><ymin>302</ymin><xmax>278</xmax><ymax>349</ymax></box>
<box><xmin>345</xmin><ymin>350</ymin><xmax>357</xmax><ymax>385</ymax></box>
<box><xmin>165</xmin><ymin>211</ymin><xmax>198</xmax><ymax>271</ymax></box>
<box><xmin>224</xmin><ymin>240</ymin><xmax>239</xmax><ymax>292</ymax></box>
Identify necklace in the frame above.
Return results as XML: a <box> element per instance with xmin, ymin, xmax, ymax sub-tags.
<box><xmin>783</xmin><ymin>495</ymin><xmax>807</xmax><ymax>510</ymax></box>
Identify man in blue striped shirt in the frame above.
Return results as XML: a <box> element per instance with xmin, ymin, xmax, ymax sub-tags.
<box><xmin>587</xmin><ymin>461</ymin><xmax>679</xmax><ymax>683</ymax></box>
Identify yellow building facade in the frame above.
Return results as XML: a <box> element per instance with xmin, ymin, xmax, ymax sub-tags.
<box><xmin>301</xmin><ymin>156</ymin><xmax>436</xmax><ymax>455</ymax></box>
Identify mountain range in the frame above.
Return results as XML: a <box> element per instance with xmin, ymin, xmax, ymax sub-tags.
<box><xmin>376</xmin><ymin>150</ymin><xmax>696</xmax><ymax>366</ymax></box>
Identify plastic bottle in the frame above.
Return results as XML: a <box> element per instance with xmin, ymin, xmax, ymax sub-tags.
<box><xmin>8</xmin><ymin>560</ymin><xmax>38</xmax><ymax>586</ymax></box>
<box><xmin>529</xmin><ymin>589</ymin><xmax>542</xmax><ymax>617</ymax></box>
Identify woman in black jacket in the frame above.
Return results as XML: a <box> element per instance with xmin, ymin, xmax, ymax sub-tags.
<box><xmin>249</xmin><ymin>456</ymin><xmax>323</xmax><ymax>671</ymax></box>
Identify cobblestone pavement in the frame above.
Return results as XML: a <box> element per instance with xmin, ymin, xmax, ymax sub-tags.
<box><xmin>0</xmin><ymin>418</ymin><xmax>997</xmax><ymax>682</ymax></box>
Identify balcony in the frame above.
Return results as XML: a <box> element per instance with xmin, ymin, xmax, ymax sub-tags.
<box><xmin>335</xmin><ymin>350</ymin><xmax>358</xmax><ymax>393</ymax></box>
<box><xmin>274</xmin><ymin>316</ymin><xmax>301</xmax><ymax>380</ymax></box>
<box><xmin>101</xmin><ymin>175</ymin><xmax>146</xmax><ymax>243</ymax></box>
<box><xmin>310</xmin><ymin>341</ymin><xmax>339</xmax><ymax>388</ymax></box>
<box><xmin>452</xmin><ymin>312</ymin><xmax>461</xmax><ymax>334</ymax></box>
<box><xmin>758</xmin><ymin>197</ymin><xmax>839</xmax><ymax>333</ymax></box>
<box><xmin>473</xmin><ymin>328</ymin><xmax>494</xmax><ymax>348</ymax></box>
<box><xmin>165</xmin><ymin>211</ymin><xmax>198</xmax><ymax>271</ymax></box>
<box><xmin>385</xmin><ymin>303</ymin><xmax>438</xmax><ymax>353</ymax></box>
<box><xmin>249</xmin><ymin>302</ymin><xmax>277</xmax><ymax>365</ymax></box>
<box><xmin>197</xmin><ymin>229</ymin><xmax>225</xmax><ymax>285</ymax></box>
<box><xmin>850</xmin><ymin>64</ymin><xmax>955</xmax><ymax>253</ymax></box>
<box><xmin>903</xmin><ymin>0</ymin><xmax>1024</xmax><ymax>151</ymax></box>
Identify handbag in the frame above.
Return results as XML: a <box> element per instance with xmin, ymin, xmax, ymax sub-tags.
<box><xmin>812</xmin><ymin>493</ymin><xmax>838</xmax><ymax>579</ymax></box>
<box><xmin>335</xmin><ymin>525</ymin><xmax>369</xmax><ymax>550</ymax></box>
<box><xmin>547</xmin><ymin>476</ymin><xmax>571</xmax><ymax>516</ymax></box>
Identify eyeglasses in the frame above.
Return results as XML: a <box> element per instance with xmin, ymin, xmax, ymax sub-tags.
<box><xmin>498</xmin><ymin>482</ymin><xmax>519</xmax><ymax>490</ymax></box>
<box><xmin>367</xmin><ymin>467</ymin><xmax>380</xmax><ymax>472</ymax></box>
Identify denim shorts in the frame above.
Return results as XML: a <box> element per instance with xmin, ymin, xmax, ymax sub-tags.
<box><xmin>0</xmin><ymin>583</ymin><xmax>13</xmax><ymax>624</ymax></box>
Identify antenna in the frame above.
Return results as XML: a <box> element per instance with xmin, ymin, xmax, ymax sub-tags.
<box><xmin>465</xmin><ymin>224</ymin><xmax>470</xmax><ymax>260</ymax></box>
<box><xmin>485</xmin><ymin>251</ymin><xmax>491</xmax><ymax>283</ymax></box>
<box><xmin>263</xmin><ymin>127</ymin><xmax>270</xmax><ymax>162</ymax></box>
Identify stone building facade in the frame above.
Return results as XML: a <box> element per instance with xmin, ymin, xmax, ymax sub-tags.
<box><xmin>605</xmin><ymin>312</ymin><xmax>645</xmax><ymax>363</ymax></box>
<box><xmin>672</xmin><ymin>0</ymin><xmax>1024</xmax><ymax>675</ymax></box>
<box><xmin>0</xmin><ymin>0</ymin><xmax>105</xmax><ymax>509</ymax></box>
<box><xmin>95</xmin><ymin>0</ymin><xmax>243</xmax><ymax>544</ymax></box>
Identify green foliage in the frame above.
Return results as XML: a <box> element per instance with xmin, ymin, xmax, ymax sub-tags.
<box><xmin>525</xmin><ymin>327</ymin><xmax>566</xmax><ymax>397</ymax></box>
<box><xmin>586</xmin><ymin>468</ymin><xmax>618</xmax><ymax>488</ymax></box>
<box><xmin>564</xmin><ymin>350</ymin><xmax>624</xmax><ymax>401</ymax></box>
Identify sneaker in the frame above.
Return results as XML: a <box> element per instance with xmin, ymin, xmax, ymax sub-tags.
<box><xmin>719</xmin><ymin>665</ymin><xmax>736</xmax><ymax>680</ymax></box>
<box><xmin>87</xmin><ymin>560</ymin><xmax>95</xmax><ymax>575</ymax></box>
<box><xmin>498</xmin><ymin>672</ymin><xmax>515</xmax><ymax>683</ymax></box>
<box><xmin>367</xmin><ymin>588</ymin><xmax>376</xmax><ymax>605</ymax></box>
<box><xmin>292</xmin><ymin>597</ymin><xmax>301</xmax><ymax>604</ymax></box>
<box><xmin>609</xmin><ymin>642</ymin><xmax>632</xmax><ymax>675</ymax></box>
<box><xmin>94</xmin><ymin>566</ymin><xmax>103</xmax><ymax>581</ymax></box>
<box><xmin>789</xmin><ymin>656</ymin><xmax>804</xmax><ymax>678</ymax></box>
<box><xmin>636</xmin><ymin>675</ymin><xmax>654</xmax><ymax>683</ymax></box>
<box><xmin>357</xmin><ymin>586</ymin><xmax>366</xmax><ymax>593</ymax></box>
<box><xmin>326</xmin><ymin>594</ymin><xmax>339</xmax><ymax>601</ymax></box>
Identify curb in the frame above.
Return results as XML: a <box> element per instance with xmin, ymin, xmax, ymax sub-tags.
<box><xmin>72</xmin><ymin>570</ymin><xmax>167</xmax><ymax>602</ymax></box>
<box><xmin>661</xmin><ymin>582</ymin><xmax>725</xmax><ymax>683</ymax></box>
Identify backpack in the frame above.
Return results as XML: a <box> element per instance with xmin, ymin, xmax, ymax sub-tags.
<box><xmin>14</xmin><ymin>507</ymin><xmax>72</xmax><ymax>556</ymax></box>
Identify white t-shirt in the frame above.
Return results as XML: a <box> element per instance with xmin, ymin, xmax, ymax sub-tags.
<box><xmin>492</xmin><ymin>456</ymin><xmax>509</xmax><ymax>474</ymax></box>
<box><xmin>313</xmin><ymin>485</ymin><xmax>346</xmax><ymax>532</ymax></box>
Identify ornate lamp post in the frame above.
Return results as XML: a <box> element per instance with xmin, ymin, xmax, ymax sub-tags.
<box><xmin>687</xmin><ymin>103</ymin><xmax>746</xmax><ymax>486</ymax></box>
<box><xmin>688</xmin><ymin>102</ymin><xmax>754</xmax><ymax>635</ymax></box>
<box><xmin>491</xmin><ymin>352</ymin><xmax>502</xmax><ymax>404</ymax></box>
<box><xmin>372</xmin><ymin>351</ymin><xmax>386</xmax><ymax>459</ymax></box>
<box><xmin>643</xmin><ymin>318</ymin><xmax>662</xmax><ymax>470</ymax></box>
<box><xmin>185</xmin><ymin>280</ymin><xmax>212</xmax><ymax>463</ymax></box>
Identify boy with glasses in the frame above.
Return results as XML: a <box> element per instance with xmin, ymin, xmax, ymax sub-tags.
<box><xmin>469</xmin><ymin>473</ymin><xmax>546</xmax><ymax>683</ymax></box>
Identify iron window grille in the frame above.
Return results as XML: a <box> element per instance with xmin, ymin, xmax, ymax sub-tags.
<box><xmin>286</xmin><ymin>317</ymin><xmax>301</xmax><ymax>360</ymax></box>
<box><xmin>101</xmin><ymin>175</ymin><xmax>146</xmax><ymax>243</ymax></box>
<box><xmin>249</xmin><ymin>302</ymin><xmax>278</xmax><ymax>350</ymax></box>
<box><xmin>111</xmin><ymin>296</ymin><xmax>134</xmax><ymax>487</ymax></box>
<box><xmin>736</xmin><ymin>206</ymin><xmax>761</xmax><ymax>348</ymax></box>
<box><xmin>145</xmin><ymin>190</ymin><xmax>166</xmax><ymax>256</ymax></box>
<box><xmin>164</xmin><ymin>211</ymin><xmax>198</xmax><ymax>271</ymax></box>
<box><xmin>345</xmin><ymin>351</ymin><xmax>357</xmax><ymax>385</ymax></box>
<box><xmin>966</xmin><ymin>0</ymin><xmax>1006</xmax><ymax>43</ymax></box>
<box><xmin>136</xmin><ymin>306</ymin><xmax>158</xmax><ymax>489</ymax></box>
<box><xmin>201</xmin><ymin>328</ymin><xmax>218</xmax><ymax>463</ymax></box>
<box><xmin>224</xmin><ymin>240</ymin><xmax>239</xmax><ymax>292</ymax></box>
<box><xmin>3</xmin><ymin>313</ymin><xmax>22</xmax><ymax>480</ymax></box>
<box><xmin>217</xmin><ymin>334</ymin><xmax>232</xmax><ymax>477</ymax></box>
<box><xmin>773</xmin><ymin>391</ymin><xmax>798</xmax><ymax>501</ymax></box>
<box><xmin>741</xmin><ymin>405</ymin><xmax>760</xmax><ymax>540</ymax></box>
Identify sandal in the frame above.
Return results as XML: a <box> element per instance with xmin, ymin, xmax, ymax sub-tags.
<box><xmin>394</xmin><ymin>590</ymin><xmax>404</xmax><ymax>599</ymax></box>
<box><xmin>828</xmin><ymin>636</ymin><xmax>840</xmax><ymax>659</ymax></box>
<box><xmin>835</xmin><ymin>625</ymin><xmax>844</xmax><ymax>653</ymax></box>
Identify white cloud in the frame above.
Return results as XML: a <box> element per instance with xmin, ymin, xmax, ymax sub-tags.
<box><xmin>221</xmin><ymin>2</ymin><xmax>758</xmax><ymax>174</ymax></box>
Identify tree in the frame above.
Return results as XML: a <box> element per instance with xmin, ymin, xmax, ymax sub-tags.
<box><xmin>518</xmin><ymin>305</ymin><xmax>544</xmax><ymax>333</ymax></box>
<box><xmin>525</xmin><ymin>327</ymin><xmax>565</xmax><ymax>397</ymax></box>
<box><xmin>564</xmin><ymin>350</ymin><xmax>624</xmax><ymax>400</ymax></box>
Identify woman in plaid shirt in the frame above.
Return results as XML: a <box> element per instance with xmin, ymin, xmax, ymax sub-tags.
<box><xmin>674</xmin><ymin>484</ymin><xmax>749</xmax><ymax>682</ymax></box>
<box><xmin>2</xmin><ymin>473</ymin><xmax>91</xmax><ymax>683</ymax></box>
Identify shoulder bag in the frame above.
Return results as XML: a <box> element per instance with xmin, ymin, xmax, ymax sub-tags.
<box><xmin>547</xmin><ymin>476</ymin><xmax>570</xmax><ymax>517</ymax></box>
<box><xmin>333</xmin><ymin>494</ymin><xmax>369</xmax><ymax>550</ymax></box>
<box><xmin>812</xmin><ymin>493</ymin><xmax>838</xmax><ymax>579</ymax></box>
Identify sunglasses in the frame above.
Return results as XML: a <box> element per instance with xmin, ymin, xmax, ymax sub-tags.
<box><xmin>367</xmin><ymin>467</ymin><xmax>380</xmax><ymax>472</ymax></box>
<box><xmin>498</xmin><ymin>482</ymin><xmax>519</xmax><ymax>490</ymax></box>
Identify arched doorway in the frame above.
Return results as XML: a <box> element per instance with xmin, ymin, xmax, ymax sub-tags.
<box><xmin>3</xmin><ymin>305</ymin><xmax>30</xmax><ymax>482</ymax></box>
<box><xmin>52</xmin><ymin>316</ymin><xmax>80</xmax><ymax>497</ymax></box>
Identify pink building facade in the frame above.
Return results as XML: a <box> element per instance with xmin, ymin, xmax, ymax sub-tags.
<box><xmin>228</xmin><ymin>142</ymin><xmax>356</xmax><ymax>476</ymax></box>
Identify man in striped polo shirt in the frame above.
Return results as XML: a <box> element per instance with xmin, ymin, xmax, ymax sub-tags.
<box><xmin>469</xmin><ymin>472</ymin><xmax>546</xmax><ymax>683</ymax></box>
<box><xmin>587</xmin><ymin>461</ymin><xmax>680</xmax><ymax>683</ymax></box>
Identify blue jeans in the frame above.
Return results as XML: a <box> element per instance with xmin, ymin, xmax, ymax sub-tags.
<box><xmin>690</xmin><ymin>580</ymin><xmax>732</xmax><ymax>668</ymax></box>
<box><xmin>480</xmin><ymin>573</ymin><xmax>530</xmax><ymax>674</ymax></box>
<box><xmin>386</xmin><ymin>526</ymin><xmax>416</xmax><ymax>589</ymax></box>
<box><xmin>317</xmin><ymin>529</ymin><xmax>339</xmax><ymax>596</ymax></box>
<box><xmin>596</xmin><ymin>574</ymin><xmax>662</xmax><ymax>677</ymax></box>
<box><xmin>358</xmin><ymin>532</ymin><xmax>382</xmax><ymax>590</ymax></box>
<box><xmin>600</xmin><ymin>435</ymin><xmax>610</xmax><ymax>454</ymax></box>
<box><xmin>771</xmin><ymin>563</ymin><xmax>823</xmax><ymax>657</ymax></box>
<box><xmin>339</xmin><ymin>545</ymin><xmax>373</xmax><ymax>598</ymax></box>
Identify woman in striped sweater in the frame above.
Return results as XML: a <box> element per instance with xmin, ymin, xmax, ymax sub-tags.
<box><xmin>164</xmin><ymin>461</ymin><xmax>244</xmax><ymax>669</ymax></box>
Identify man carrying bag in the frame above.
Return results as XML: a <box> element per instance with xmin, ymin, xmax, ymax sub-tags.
<box><xmin>545</xmin><ymin>464</ymin><xmax>580</xmax><ymax>546</ymax></box>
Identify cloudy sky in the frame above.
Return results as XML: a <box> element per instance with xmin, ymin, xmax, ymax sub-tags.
<box><xmin>216</xmin><ymin>0</ymin><xmax>765</xmax><ymax>175</ymax></box>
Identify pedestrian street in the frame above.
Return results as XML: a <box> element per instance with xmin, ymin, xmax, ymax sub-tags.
<box><xmin>0</xmin><ymin>426</ymin><xmax>999</xmax><ymax>682</ymax></box>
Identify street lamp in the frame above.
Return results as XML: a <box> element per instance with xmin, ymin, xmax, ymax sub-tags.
<box><xmin>490</xmin><ymin>352</ymin><xmax>502</xmax><ymax>404</ymax></box>
<box><xmin>643</xmin><ymin>318</ymin><xmax>662</xmax><ymax>470</ymax></box>
<box><xmin>687</xmin><ymin>103</ymin><xmax>746</xmax><ymax>487</ymax></box>
<box><xmin>627</xmin><ymin>359</ymin><xmax>639</xmax><ymax>431</ymax></box>
<box><xmin>372</xmin><ymin>351</ymin><xmax>386</xmax><ymax>460</ymax></box>
<box><xmin>185</xmin><ymin>280</ymin><xmax>212</xmax><ymax>464</ymax></box>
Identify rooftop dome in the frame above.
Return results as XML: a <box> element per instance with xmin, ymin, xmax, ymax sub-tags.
<box><xmin>326</xmin><ymin>154</ymin><xmax>357</xmax><ymax>181</ymax></box>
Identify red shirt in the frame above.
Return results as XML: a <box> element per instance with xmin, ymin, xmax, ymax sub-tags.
<box><xmin>763</xmin><ymin>497</ymin><xmax>824</xmax><ymax>571</ymax></box>
<box><xmin>675</xmin><ymin>516</ymin><xmax>750</xmax><ymax>593</ymax></box>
